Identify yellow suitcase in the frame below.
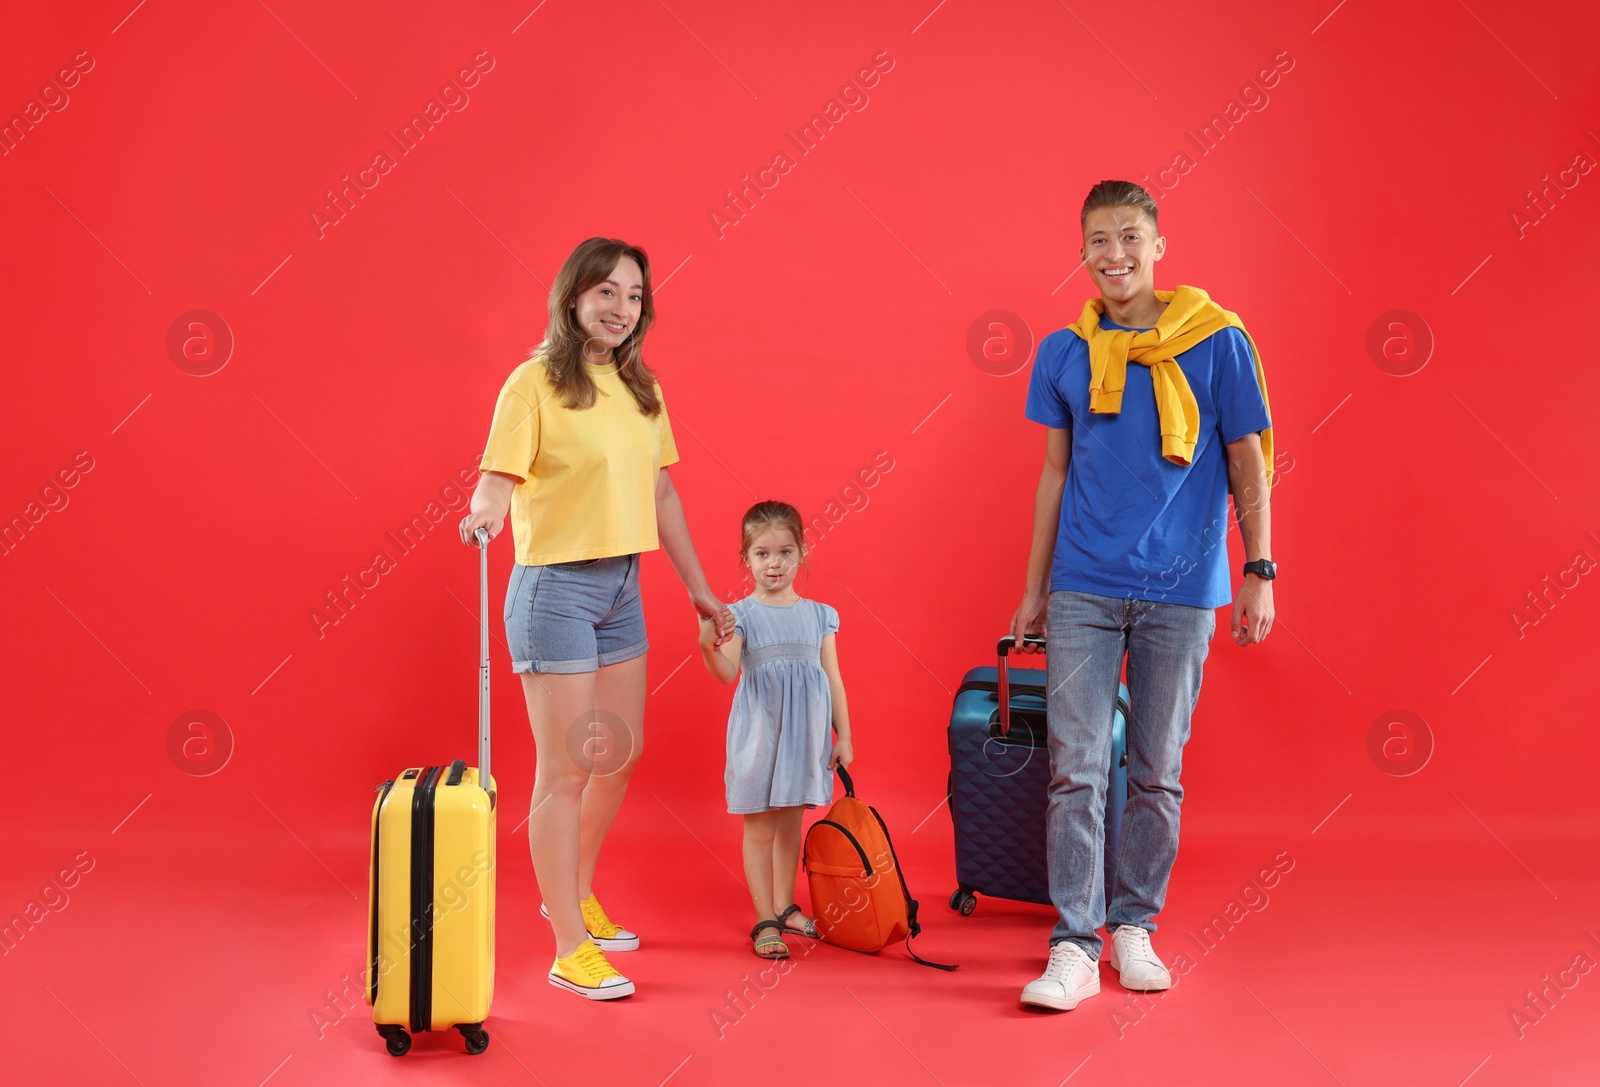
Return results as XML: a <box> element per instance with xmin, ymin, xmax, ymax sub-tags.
<box><xmin>365</xmin><ymin>530</ymin><xmax>497</xmax><ymax>1056</ymax></box>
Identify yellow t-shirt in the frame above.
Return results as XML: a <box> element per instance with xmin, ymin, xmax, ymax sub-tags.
<box><xmin>479</xmin><ymin>357</ymin><xmax>680</xmax><ymax>566</ymax></box>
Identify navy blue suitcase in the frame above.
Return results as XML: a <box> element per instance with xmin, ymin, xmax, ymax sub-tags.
<box><xmin>946</xmin><ymin>635</ymin><xmax>1128</xmax><ymax>915</ymax></box>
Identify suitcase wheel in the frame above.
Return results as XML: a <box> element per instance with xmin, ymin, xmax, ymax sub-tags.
<box><xmin>377</xmin><ymin>1026</ymin><xmax>411</xmax><ymax>1056</ymax></box>
<box><xmin>457</xmin><ymin>1024</ymin><xmax>491</xmax><ymax>1055</ymax></box>
<box><xmin>949</xmin><ymin>889</ymin><xmax>977</xmax><ymax>916</ymax></box>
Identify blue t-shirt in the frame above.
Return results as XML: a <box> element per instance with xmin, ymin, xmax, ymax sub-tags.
<box><xmin>1024</xmin><ymin>315</ymin><xmax>1272</xmax><ymax>609</ymax></box>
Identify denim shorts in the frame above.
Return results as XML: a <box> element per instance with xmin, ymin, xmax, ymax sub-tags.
<box><xmin>504</xmin><ymin>554</ymin><xmax>648</xmax><ymax>674</ymax></box>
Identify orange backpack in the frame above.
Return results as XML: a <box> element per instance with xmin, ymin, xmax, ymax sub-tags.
<box><xmin>802</xmin><ymin>768</ymin><xmax>956</xmax><ymax>970</ymax></box>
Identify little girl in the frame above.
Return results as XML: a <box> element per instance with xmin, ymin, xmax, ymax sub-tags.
<box><xmin>698</xmin><ymin>500</ymin><xmax>853</xmax><ymax>959</ymax></box>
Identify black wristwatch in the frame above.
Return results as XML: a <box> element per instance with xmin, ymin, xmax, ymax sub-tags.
<box><xmin>1242</xmin><ymin>559</ymin><xmax>1277</xmax><ymax>581</ymax></box>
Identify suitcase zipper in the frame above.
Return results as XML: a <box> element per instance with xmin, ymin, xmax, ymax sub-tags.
<box><xmin>956</xmin><ymin>678</ymin><xmax>1048</xmax><ymax>700</ymax></box>
<box><xmin>409</xmin><ymin>765</ymin><xmax>441</xmax><ymax>1033</ymax></box>
<box><xmin>956</xmin><ymin>680</ymin><xmax>1130</xmax><ymax>727</ymax></box>
<box><xmin>369</xmin><ymin>779</ymin><xmax>395</xmax><ymax>1006</ymax></box>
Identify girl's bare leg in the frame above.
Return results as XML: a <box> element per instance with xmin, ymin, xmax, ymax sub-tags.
<box><xmin>771</xmin><ymin>806</ymin><xmax>811</xmax><ymax>930</ymax></box>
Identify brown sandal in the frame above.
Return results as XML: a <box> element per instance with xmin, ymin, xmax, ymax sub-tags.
<box><xmin>777</xmin><ymin>904</ymin><xmax>819</xmax><ymax>939</ymax></box>
<box><xmin>750</xmin><ymin>919</ymin><xmax>790</xmax><ymax>959</ymax></box>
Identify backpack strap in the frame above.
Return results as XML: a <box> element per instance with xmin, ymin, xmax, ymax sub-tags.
<box><xmin>835</xmin><ymin>765</ymin><xmax>856</xmax><ymax>797</ymax></box>
<box><xmin>905</xmin><ymin>932</ymin><xmax>958</xmax><ymax>972</ymax></box>
<box><xmin>865</xmin><ymin>802</ymin><xmax>959</xmax><ymax>971</ymax></box>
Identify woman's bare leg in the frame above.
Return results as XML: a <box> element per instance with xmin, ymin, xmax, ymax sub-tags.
<box><xmin>521</xmin><ymin>671</ymin><xmax>595</xmax><ymax>958</ymax></box>
<box><xmin>576</xmin><ymin>652</ymin><xmax>648</xmax><ymax>900</ymax></box>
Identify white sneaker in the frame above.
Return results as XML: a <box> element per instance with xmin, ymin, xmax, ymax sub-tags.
<box><xmin>1106</xmin><ymin>925</ymin><xmax>1172</xmax><ymax>991</ymax></box>
<box><xmin>1020</xmin><ymin>942</ymin><xmax>1101</xmax><ymax>1010</ymax></box>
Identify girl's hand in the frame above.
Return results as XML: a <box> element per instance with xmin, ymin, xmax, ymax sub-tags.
<box><xmin>696</xmin><ymin>614</ymin><xmax>723</xmax><ymax>651</ymax></box>
<box><xmin>690</xmin><ymin>590</ymin><xmax>736</xmax><ymax>646</ymax></box>
<box><xmin>828</xmin><ymin>737</ymin><xmax>853</xmax><ymax>771</ymax></box>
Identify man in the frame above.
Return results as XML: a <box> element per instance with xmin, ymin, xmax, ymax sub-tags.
<box><xmin>1010</xmin><ymin>180</ymin><xmax>1276</xmax><ymax>1010</ymax></box>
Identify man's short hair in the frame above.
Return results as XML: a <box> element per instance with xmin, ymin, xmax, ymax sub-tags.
<box><xmin>1081</xmin><ymin>180</ymin><xmax>1160</xmax><ymax>232</ymax></box>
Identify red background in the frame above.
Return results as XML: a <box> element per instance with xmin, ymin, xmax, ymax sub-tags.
<box><xmin>4</xmin><ymin>1</ymin><xmax>1598</xmax><ymax>1084</ymax></box>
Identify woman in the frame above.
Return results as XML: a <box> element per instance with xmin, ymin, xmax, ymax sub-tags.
<box><xmin>458</xmin><ymin>236</ymin><xmax>735</xmax><ymax>1001</ymax></box>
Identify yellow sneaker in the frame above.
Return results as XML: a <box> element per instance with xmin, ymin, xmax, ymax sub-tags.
<box><xmin>581</xmin><ymin>893</ymin><xmax>640</xmax><ymax>952</ymax></box>
<box><xmin>538</xmin><ymin>893</ymin><xmax>641</xmax><ymax>952</ymax></box>
<box><xmin>549</xmin><ymin>939</ymin><xmax>634</xmax><ymax>1000</ymax></box>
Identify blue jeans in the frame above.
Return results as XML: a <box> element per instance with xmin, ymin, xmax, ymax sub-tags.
<box><xmin>1045</xmin><ymin>589</ymin><xmax>1215</xmax><ymax>957</ymax></box>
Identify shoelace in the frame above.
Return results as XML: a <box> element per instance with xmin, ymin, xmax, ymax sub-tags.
<box><xmin>1042</xmin><ymin>943</ymin><xmax>1087</xmax><ymax>980</ymax></box>
<box><xmin>1116</xmin><ymin>927</ymin><xmax>1156</xmax><ymax>962</ymax></box>
<box><xmin>582</xmin><ymin>897</ymin><xmax>621</xmax><ymax>936</ymax></box>
<box><xmin>569</xmin><ymin>941</ymin><xmax>620</xmax><ymax>980</ymax></box>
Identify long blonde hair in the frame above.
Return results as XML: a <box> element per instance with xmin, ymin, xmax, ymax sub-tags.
<box><xmin>533</xmin><ymin>237</ymin><xmax>663</xmax><ymax>416</ymax></box>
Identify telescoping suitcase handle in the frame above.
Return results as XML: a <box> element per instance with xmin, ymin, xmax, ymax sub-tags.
<box><xmin>475</xmin><ymin>527</ymin><xmax>492</xmax><ymax>801</ymax></box>
<box><xmin>995</xmin><ymin>634</ymin><xmax>1046</xmax><ymax>736</ymax></box>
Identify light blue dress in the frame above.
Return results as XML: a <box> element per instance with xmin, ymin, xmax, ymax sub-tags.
<box><xmin>724</xmin><ymin>596</ymin><xmax>840</xmax><ymax>814</ymax></box>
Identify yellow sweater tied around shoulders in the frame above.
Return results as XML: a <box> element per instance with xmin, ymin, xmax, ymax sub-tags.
<box><xmin>1067</xmin><ymin>284</ymin><xmax>1274</xmax><ymax>489</ymax></box>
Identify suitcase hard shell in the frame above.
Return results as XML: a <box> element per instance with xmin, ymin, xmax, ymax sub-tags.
<box><xmin>946</xmin><ymin>635</ymin><xmax>1128</xmax><ymax>914</ymax></box>
<box><xmin>365</xmin><ymin>529</ymin><xmax>497</xmax><ymax>1057</ymax></box>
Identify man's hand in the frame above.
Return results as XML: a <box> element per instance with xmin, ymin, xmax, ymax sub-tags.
<box><xmin>1232</xmin><ymin>574</ymin><xmax>1274</xmax><ymax>646</ymax></box>
<box><xmin>1009</xmin><ymin>591</ymin><xmax>1048</xmax><ymax>654</ymax></box>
